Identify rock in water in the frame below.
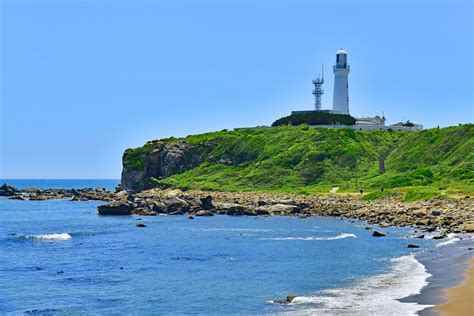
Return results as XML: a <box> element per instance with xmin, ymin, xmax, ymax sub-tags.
<box><xmin>98</xmin><ymin>201</ymin><xmax>133</xmax><ymax>215</ymax></box>
<box><xmin>274</xmin><ymin>295</ymin><xmax>296</xmax><ymax>304</ymax></box>
<box><xmin>195</xmin><ymin>210</ymin><xmax>214</xmax><ymax>217</ymax></box>
<box><xmin>372</xmin><ymin>231</ymin><xmax>386</xmax><ymax>237</ymax></box>
<box><xmin>135</xmin><ymin>223</ymin><xmax>146</xmax><ymax>227</ymax></box>
<box><xmin>0</xmin><ymin>183</ymin><xmax>19</xmax><ymax>197</ymax></box>
<box><xmin>407</xmin><ymin>244</ymin><xmax>420</xmax><ymax>248</ymax></box>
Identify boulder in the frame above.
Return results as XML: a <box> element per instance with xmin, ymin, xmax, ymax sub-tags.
<box><xmin>214</xmin><ymin>202</ymin><xmax>250</xmax><ymax>216</ymax></box>
<box><xmin>218</xmin><ymin>159</ymin><xmax>233</xmax><ymax>165</ymax></box>
<box><xmin>194</xmin><ymin>210</ymin><xmax>214</xmax><ymax>217</ymax></box>
<box><xmin>264</xmin><ymin>203</ymin><xmax>299</xmax><ymax>215</ymax></box>
<box><xmin>460</xmin><ymin>223</ymin><xmax>474</xmax><ymax>233</ymax></box>
<box><xmin>200</xmin><ymin>195</ymin><xmax>214</xmax><ymax>210</ymax></box>
<box><xmin>413</xmin><ymin>209</ymin><xmax>428</xmax><ymax>217</ymax></box>
<box><xmin>98</xmin><ymin>200</ymin><xmax>133</xmax><ymax>215</ymax></box>
<box><xmin>372</xmin><ymin>231</ymin><xmax>386</xmax><ymax>237</ymax></box>
<box><xmin>274</xmin><ymin>295</ymin><xmax>296</xmax><ymax>305</ymax></box>
<box><xmin>161</xmin><ymin>196</ymin><xmax>190</xmax><ymax>214</ymax></box>
<box><xmin>407</xmin><ymin>244</ymin><xmax>420</xmax><ymax>248</ymax></box>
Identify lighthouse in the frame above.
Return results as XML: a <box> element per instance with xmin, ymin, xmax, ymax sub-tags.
<box><xmin>332</xmin><ymin>48</ymin><xmax>350</xmax><ymax>114</ymax></box>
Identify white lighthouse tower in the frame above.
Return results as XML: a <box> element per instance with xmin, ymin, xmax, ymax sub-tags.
<box><xmin>332</xmin><ymin>48</ymin><xmax>350</xmax><ymax>114</ymax></box>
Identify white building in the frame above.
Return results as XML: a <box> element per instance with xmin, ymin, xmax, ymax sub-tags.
<box><xmin>356</xmin><ymin>115</ymin><xmax>386</xmax><ymax>126</ymax></box>
<box><xmin>333</xmin><ymin>48</ymin><xmax>350</xmax><ymax>114</ymax></box>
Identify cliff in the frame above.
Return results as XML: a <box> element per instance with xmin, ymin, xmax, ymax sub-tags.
<box><xmin>121</xmin><ymin>124</ymin><xmax>473</xmax><ymax>197</ymax></box>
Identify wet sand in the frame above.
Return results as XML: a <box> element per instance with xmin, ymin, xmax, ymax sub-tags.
<box><xmin>403</xmin><ymin>236</ymin><xmax>473</xmax><ymax>316</ymax></box>
<box><xmin>434</xmin><ymin>257</ymin><xmax>474</xmax><ymax>316</ymax></box>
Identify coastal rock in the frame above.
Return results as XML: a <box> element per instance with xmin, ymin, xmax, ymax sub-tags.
<box><xmin>213</xmin><ymin>202</ymin><xmax>249</xmax><ymax>216</ymax></box>
<box><xmin>194</xmin><ymin>210</ymin><xmax>214</xmax><ymax>217</ymax></box>
<box><xmin>98</xmin><ymin>200</ymin><xmax>133</xmax><ymax>215</ymax></box>
<box><xmin>263</xmin><ymin>203</ymin><xmax>300</xmax><ymax>215</ymax></box>
<box><xmin>372</xmin><ymin>231</ymin><xmax>386</xmax><ymax>237</ymax></box>
<box><xmin>200</xmin><ymin>195</ymin><xmax>214</xmax><ymax>210</ymax></box>
<box><xmin>161</xmin><ymin>196</ymin><xmax>190</xmax><ymax>214</ymax></box>
<box><xmin>0</xmin><ymin>184</ymin><xmax>19</xmax><ymax>197</ymax></box>
<box><xmin>135</xmin><ymin>223</ymin><xmax>147</xmax><ymax>227</ymax></box>
<box><xmin>460</xmin><ymin>223</ymin><xmax>474</xmax><ymax>233</ymax></box>
<box><xmin>132</xmin><ymin>208</ymin><xmax>157</xmax><ymax>216</ymax></box>
<box><xmin>407</xmin><ymin>244</ymin><xmax>420</xmax><ymax>248</ymax></box>
<box><xmin>274</xmin><ymin>295</ymin><xmax>296</xmax><ymax>304</ymax></box>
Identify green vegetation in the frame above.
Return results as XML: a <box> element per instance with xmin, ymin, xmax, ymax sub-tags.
<box><xmin>272</xmin><ymin>112</ymin><xmax>356</xmax><ymax>127</ymax></box>
<box><xmin>123</xmin><ymin>124</ymin><xmax>473</xmax><ymax>200</ymax></box>
<box><xmin>123</xmin><ymin>142</ymin><xmax>155</xmax><ymax>170</ymax></box>
<box><xmin>361</xmin><ymin>189</ymin><xmax>397</xmax><ymax>201</ymax></box>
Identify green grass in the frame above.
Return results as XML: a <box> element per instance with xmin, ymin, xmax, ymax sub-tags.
<box><xmin>399</xmin><ymin>186</ymin><xmax>444</xmax><ymax>202</ymax></box>
<box><xmin>123</xmin><ymin>124</ymin><xmax>474</xmax><ymax>200</ymax></box>
<box><xmin>361</xmin><ymin>189</ymin><xmax>396</xmax><ymax>200</ymax></box>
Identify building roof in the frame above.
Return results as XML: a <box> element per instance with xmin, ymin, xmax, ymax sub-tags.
<box><xmin>337</xmin><ymin>48</ymin><xmax>347</xmax><ymax>55</ymax></box>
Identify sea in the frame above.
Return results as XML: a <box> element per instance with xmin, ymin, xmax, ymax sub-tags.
<box><xmin>0</xmin><ymin>179</ymin><xmax>472</xmax><ymax>315</ymax></box>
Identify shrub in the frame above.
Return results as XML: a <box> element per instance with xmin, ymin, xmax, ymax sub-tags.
<box><xmin>272</xmin><ymin>112</ymin><xmax>356</xmax><ymax>127</ymax></box>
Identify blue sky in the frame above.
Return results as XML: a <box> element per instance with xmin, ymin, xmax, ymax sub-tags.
<box><xmin>1</xmin><ymin>0</ymin><xmax>472</xmax><ymax>179</ymax></box>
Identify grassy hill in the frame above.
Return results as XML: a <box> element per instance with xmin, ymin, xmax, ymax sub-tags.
<box><xmin>122</xmin><ymin>124</ymin><xmax>473</xmax><ymax>199</ymax></box>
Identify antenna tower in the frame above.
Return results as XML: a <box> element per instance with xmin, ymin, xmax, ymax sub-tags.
<box><xmin>312</xmin><ymin>64</ymin><xmax>324</xmax><ymax>110</ymax></box>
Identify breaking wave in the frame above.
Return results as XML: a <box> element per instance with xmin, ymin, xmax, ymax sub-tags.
<box><xmin>436</xmin><ymin>233</ymin><xmax>460</xmax><ymax>248</ymax></box>
<box><xmin>280</xmin><ymin>255</ymin><xmax>432</xmax><ymax>315</ymax></box>
<box><xmin>188</xmin><ymin>228</ymin><xmax>273</xmax><ymax>232</ymax></box>
<box><xmin>264</xmin><ymin>233</ymin><xmax>356</xmax><ymax>241</ymax></box>
<box><xmin>21</xmin><ymin>233</ymin><xmax>72</xmax><ymax>241</ymax></box>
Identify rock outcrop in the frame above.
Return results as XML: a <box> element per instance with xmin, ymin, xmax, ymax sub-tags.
<box><xmin>121</xmin><ymin>141</ymin><xmax>203</xmax><ymax>191</ymax></box>
<box><xmin>0</xmin><ymin>183</ymin><xmax>19</xmax><ymax>196</ymax></box>
<box><xmin>98</xmin><ymin>200</ymin><xmax>133</xmax><ymax>215</ymax></box>
<box><xmin>0</xmin><ymin>185</ymin><xmax>116</xmax><ymax>202</ymax></box>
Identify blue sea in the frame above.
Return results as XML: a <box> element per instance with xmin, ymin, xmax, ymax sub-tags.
<box><xmin>0</xmin><ymin>180</ymin><xmax>452</xmax><ymax>315</ymax></box>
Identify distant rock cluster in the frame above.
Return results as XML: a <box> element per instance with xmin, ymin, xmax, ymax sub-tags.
<box><xmin>0</xmin><ymin>183</ymin><xmax>115</xmax><ymax>202</ymax></box>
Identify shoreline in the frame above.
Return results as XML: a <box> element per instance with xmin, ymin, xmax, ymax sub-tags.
<box><xmin>404</xmin><ymin>236</ymin><xmax>474</xmax><ymax>315</ymax></box>
<box><xmin>433</xmin><ymin>256</ymin><xmax>474</xmax><ymax>316</ymax></box>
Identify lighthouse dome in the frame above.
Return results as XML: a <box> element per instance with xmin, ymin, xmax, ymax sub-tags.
<box><xmin>337</xmin><ymin>48</ymin><xmax>347</xmax><ymax>55</ymax></box>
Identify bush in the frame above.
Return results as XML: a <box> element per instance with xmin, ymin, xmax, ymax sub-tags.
<box><xmin>272</xmin><ymin>112</ymin><xmax>356</xmax><ymax>127</ymax></box>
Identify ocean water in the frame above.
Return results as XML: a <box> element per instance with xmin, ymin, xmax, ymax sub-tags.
<box><xmin>0</xmin><ymin>180</ymin><xmax>441</xmax><ymax>315</ymax></box>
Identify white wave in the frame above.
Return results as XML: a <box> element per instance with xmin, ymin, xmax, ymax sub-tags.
<box><xmin>435</xmin><ymin>233</ymin><xmax>460</xmax><ymax>248</ymax></box>
<box><xmin>282</xmin><ymin>255</ymin><xmax>432</xmax><ymax>315</ymax></box>
<box><xmin>24</xmin><ymin>233</ymin><xmax>72</xmax><ymax>241</ymax></box>
<box><xmin>189</xmin><ymin>228</ymin><xmax>272</xmax><ymax>232</ymax></box>
<box><xmin>265</xmin><ymin>233</ymin><xmax>356</xmax><ymax>241</ymax></box>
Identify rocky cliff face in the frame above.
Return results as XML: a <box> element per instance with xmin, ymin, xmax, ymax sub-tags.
<box><xmin>121</xmin><ymin>141</ymin><xmax>202</xmax><ymax>191</ymax></box>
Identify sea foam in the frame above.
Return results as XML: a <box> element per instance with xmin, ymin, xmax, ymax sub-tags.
<box><xmin>283</xmin><ymin>255</ymin><xmax>432</xmax><ymax>315</ymax></box>
<box><xmin>435</xmin><ymin>233</ymin><xmax>460</xmax><ymax>248</ymax></box>
<box><xmin>24</xmin><ymin>233</ymin><xmax>72</xmax><ymax>241</ymax></box>
<box><xmin>265</xmin><ymin>233</ymin><xmax>356</xmax><ymax>241</ymax></box>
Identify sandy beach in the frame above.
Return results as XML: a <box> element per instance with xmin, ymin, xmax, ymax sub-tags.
<box><xmin>434</xmin><ymin>257</ymin><xmax>474</xmax><ymax>316</ymax></box>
